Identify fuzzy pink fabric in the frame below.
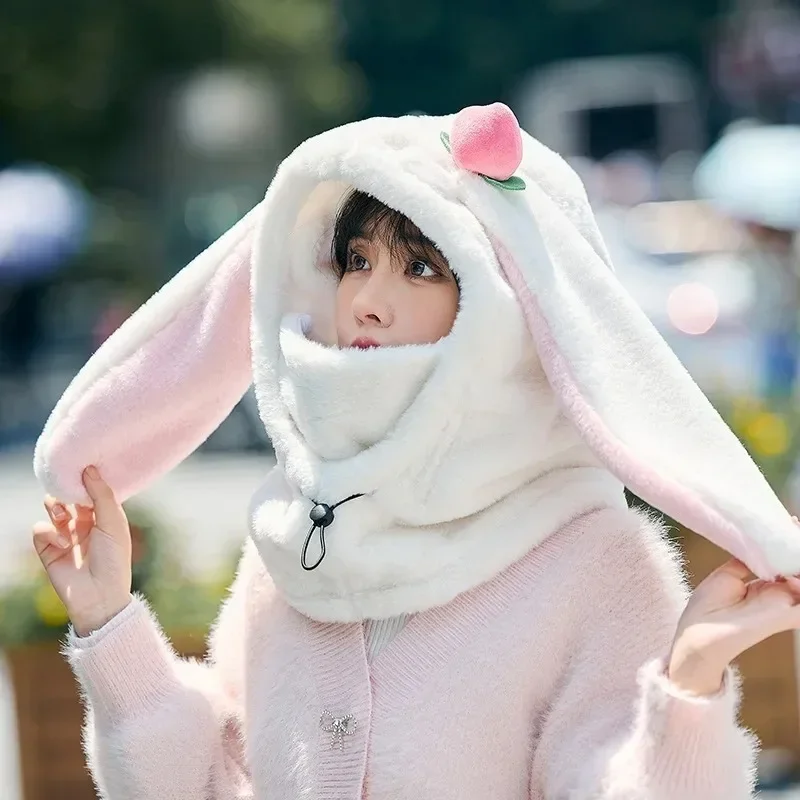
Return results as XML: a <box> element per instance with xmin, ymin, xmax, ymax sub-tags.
<box><xmin>36</xmin><ymin>234</ymin><xmax>254</xmax><ymax>505</ymax></box>
<box><xmin>450</xmin><ymin>103</ymin><xmax>523</xmax><ymax>181</ymax></box>
<box><xmin>64</xmin><ymin>508</ymin><xmax>758</xmax><ymax>799</ymax></box>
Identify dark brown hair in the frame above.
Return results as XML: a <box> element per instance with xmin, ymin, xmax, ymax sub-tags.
<box><xmin>330</xmin><ymin>190</ymin><xmax>454</xmax><ymax>282</ymax></box>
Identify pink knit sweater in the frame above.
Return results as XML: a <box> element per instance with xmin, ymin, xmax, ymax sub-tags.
<box><xmin>65</xmin><ymin>507</ymin><xmax>758</xmax><ymax>799</ymax></box>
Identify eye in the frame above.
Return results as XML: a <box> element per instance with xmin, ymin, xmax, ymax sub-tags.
<box><xmin>347</xmin><ymin>251</ymin><xmax>369</xmax><ymax>271</ymax></box>
<box><xmin>408</xmin><ymin>260</ymin><xmax>436</xmax><ymax>278</ymax></box>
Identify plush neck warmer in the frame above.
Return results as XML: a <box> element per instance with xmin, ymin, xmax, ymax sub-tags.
<box><xmin>248</xmin><ymin>313</ymin><xmax>627</xmax><ymax>622</ymax></box>
<box><xmin>277</xmin><ymin>314</ymin><xmax>440</xmax><ymax>460</ymax></box>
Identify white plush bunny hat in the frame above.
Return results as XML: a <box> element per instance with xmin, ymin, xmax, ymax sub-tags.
<box><xmin>34</xmin><ymin>103</ymin><xmax>800</xmax><ymax>581</ymax></box>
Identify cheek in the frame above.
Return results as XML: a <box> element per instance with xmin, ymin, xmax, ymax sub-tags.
<box><xmin>411</xmin><ymin>284</ymin><xmax>459</xmax><ymax>341</ymax></box>
<box><xmin>438</xmin><ymin>285</ymin><xmax>460</xmax><ymax>334</ymax></box>
<box><xmin>335</xmin><ymin>281</ymin><xmax>353</xmax><ymax>322</ymax></box>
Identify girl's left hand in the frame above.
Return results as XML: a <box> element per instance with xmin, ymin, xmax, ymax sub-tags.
<box><xmin>668</xmin><ymin>527</ymin><xmax>800</xmax><ymax>696</ymax></box>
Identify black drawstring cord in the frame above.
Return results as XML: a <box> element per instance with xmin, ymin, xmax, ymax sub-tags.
<box><xmin>301</xmin><ymin>493</ymin><xmax>365</xmax><ymax>571</ymax></box>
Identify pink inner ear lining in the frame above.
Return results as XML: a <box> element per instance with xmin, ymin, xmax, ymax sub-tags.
<box><xmin>450</xmin><ymin>103</ymin><xmax>524</xmax><ymax>182</ymax></box>
<box><xmin>40</xmin><ymin>235</ymin><xmax>254</xmax><ymax>506</ymax></box>
<box><xmin>489</xmin><ymin>235</ymin><xmax>776</xmax><ymax>581</ymax></box>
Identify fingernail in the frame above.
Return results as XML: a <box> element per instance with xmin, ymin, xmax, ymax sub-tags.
<box><xmin>85</xmin><ymin>466</ymin><xmax>100</xmax><ymax>480</ymax></box>
<box><xmin>57</xmin><ymin>534</ymin><xmax>71</xmax><ymax>548</ymax></box>
<box><xmin>52</xmin><ymin>504</ymin><xmax>66</xmax><ymax>518</ymax></box>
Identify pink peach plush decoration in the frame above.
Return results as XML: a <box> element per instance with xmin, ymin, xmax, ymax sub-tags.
<box><xmin>450</xmin><ymin>103</ymin><xmax>524</xmax><ymax>181</ymax></box>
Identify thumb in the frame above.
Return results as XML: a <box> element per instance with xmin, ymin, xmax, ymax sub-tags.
<box><xmin>82</xmin><ymin>466</ymin><xmax>128</xmax><ymax>537</ymax></box>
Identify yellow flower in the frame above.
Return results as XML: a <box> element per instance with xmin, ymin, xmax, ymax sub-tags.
<box><xmin>745</xmin><ymin>411</ymin><xmax>790</xmax><ymax>458</ymax></box>
<box><xmin>731</xmin><ymin>395</ymin><xmax>763</xmax><ymax>432</ymax></box>
<box><xmin>34</xmin><ymin>583</ymin><xmax>70</xmax><ymax>627</ymax></box>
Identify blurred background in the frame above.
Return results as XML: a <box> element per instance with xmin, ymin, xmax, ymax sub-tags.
<box><xmin>2</xmin><ymin>0</ymin><xmax>800</xmax><ymax>796</ymax></box>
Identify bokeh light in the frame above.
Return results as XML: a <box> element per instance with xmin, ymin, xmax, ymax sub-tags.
<box><xmin>667</xmin><ymin>282</ymin><xmax>720</xmax><ymax>335</ymax></box>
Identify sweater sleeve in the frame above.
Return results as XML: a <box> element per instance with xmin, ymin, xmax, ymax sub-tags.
<box><xmin>63</xmin><ymin>558</ymin><xmax>253</xmax><ymax>800</ymax></box>
<box><xmin>529</xmin><ymin>518</ymin><xmax>759</xmax><ymax>800</ymax></box>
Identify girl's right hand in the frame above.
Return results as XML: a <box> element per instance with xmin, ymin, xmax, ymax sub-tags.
<box><xmin>33</xmin><ymin>466</ymin><xmax>133</xmax><ymax>637</ymax></box>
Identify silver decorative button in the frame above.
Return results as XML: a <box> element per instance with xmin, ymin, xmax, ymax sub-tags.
<box><xmin>319</xmin><ymin>710</ymin><xmax>358</xmax><ymax>751</ymax></box>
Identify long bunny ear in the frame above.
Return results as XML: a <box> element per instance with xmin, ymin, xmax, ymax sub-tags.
<box><xmin>499</xmin><ymin>219</ymin><xmax>800</xmax><ymax>578</ymax></box>
<box><xmin>34</xmin><ymin>203</ymin><xmax>260</xmax><ymax>506</ymax></box>
<box><xmin>448</xmin><ymin>104</ymin><xmax>800</xmax><ymax>578</ymax></box>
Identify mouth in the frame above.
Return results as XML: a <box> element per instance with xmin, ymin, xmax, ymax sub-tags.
<box><xmin>351</xmin><ymin>337</ymin><xmax>381</xmax><ymax>349</ymax></box>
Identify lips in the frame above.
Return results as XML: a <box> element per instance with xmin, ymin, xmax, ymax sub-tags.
<box><xmin>351</xmin><ymin>337</ymin><xmax>381</xmax><ymax>349</ymax></box>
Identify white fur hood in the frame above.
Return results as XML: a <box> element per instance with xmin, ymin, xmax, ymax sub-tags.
<box><xmin>33</xmin><ymin>104</ymin><xmax>800</xmax><ymax>617</ymax></box>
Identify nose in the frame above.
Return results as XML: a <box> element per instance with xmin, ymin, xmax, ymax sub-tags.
<box><xmin>351</xmin><ymin>271</ymin><xmax>394</xmax><ymax>328</ymax></box>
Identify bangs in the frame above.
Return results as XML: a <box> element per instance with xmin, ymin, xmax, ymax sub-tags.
<box><xmin>331</xmin><ymin>190</ymin><xmax>447</xmax><ymax>277</ymax></box>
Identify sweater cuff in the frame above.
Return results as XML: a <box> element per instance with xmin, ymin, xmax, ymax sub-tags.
<box><xmin>63</xmin><ymin>594</ymin><xmax>184</xmax><ymax>726</ymax></box>
<box><xmin>644</xmin><ymin>655</ymin><xmax>735</xmax><ymax>704</ymax></box>
<box><xmin>636</xmin><ymin>656</ymin><xmax>749</xmax><ymax>789</ymax></box>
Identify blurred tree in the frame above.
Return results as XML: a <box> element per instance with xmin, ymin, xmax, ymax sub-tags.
<box><xmin>0</xmin><ymin>0</ymin><xmax>364</xmax><ymax>186</ymax></box>
<box><xmin>340</xmin><ymin>0</ymin><xmax>719</xmax><ymax>117</ymax></box>
<box><xmin>227</xmin><ymin>0</ymin><xmax>365</xmax><ymax>130</ymax></box>
<box><xmin>0</xmin><ymin>0</ymin><xmax>226</xmax><ymax>183</ymax></box>
<box><xmin>0</xmin><ymin>0</ymin><xmax>724</xmax><ymax>187</ymax></box>
<box><xmin>0</xmin><ymin>0</ymin><xmax>366</xmax><ymax>313</ymax></box>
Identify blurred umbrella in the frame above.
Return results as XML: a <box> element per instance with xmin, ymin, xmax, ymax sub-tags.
<box><xmin>0</xmin><ymin>164</ymin><xmax>91</xmax><ymax>281</ymax></box>
<box><xmin>694</xmin><ymin>124</ymin><xmax>800</xmax><ymax>231</ymax></box>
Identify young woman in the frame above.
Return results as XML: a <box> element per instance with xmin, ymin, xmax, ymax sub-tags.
<box><xmin>32</xmin><ymin>103</ymin><xmax>800</xmax><ymax>799</ymax></box>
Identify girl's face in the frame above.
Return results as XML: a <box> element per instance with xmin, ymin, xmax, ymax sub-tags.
<box><xmin>335</xmin><ymin>235</ymin><xmax>459</xmax><ymax>349</ymax></box>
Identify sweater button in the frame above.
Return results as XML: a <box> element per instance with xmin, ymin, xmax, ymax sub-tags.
<box><xmin>320</xmin><ymin>710</ymin><xmax>358</xmax><ymax>751</ymax></box>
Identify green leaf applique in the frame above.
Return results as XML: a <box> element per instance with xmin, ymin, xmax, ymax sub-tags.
<box><xmin>439</xmin><ymin>130</ymin><xmax>526</xmax><ymax>191</ymax></box>
<box><xmin>481</xmin><ymin>174</ymin><xmax>527</xmax><ymax>191</ymax></box>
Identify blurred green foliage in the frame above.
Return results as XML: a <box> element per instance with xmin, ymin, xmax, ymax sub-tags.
<box><xmin>0</xmin><ymin>502</ymin><xmax>239</xmax><ymax>647</ymax></box>
<box><xmin>0</xmin><ymin>0</ymin><xmax>364</xmax><ymax>181</ymax></box>
<box><xmin>1</xmin><ymin>0</ymin><xmax>723</xmax><ymax>179</ymax></box>
<box><xmin>0</xmin><ymin>0</ymin><xmax>368</xmax><ymax>307</ymax></box>
<box><xmin>714</xmin><ymin>393</ymin><xmax>800</xmax><ymax>495</ymax></box>
<box><xmin>628</xmin><ymin>392</ymin><xmax>800</xmax><ymax>539</ymax></box>
<box><xmin>0</xmin><ymin>0</ymin><xmax>726</xmax><ymax>304</ymax></box>
<box><xmin>341</xmin><ymin>0</ymin><xmax>721</xmax><ymax>118</ymax></box>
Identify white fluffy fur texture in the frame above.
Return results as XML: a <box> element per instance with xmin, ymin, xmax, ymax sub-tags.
<box><xmin>33</xmin><ymin>203</ymin><xmax>259</xmax><ymax>505</ymax></box>
<box><xmin>249</xmin><ymin>312</ymin><xmax>625</xmax><ymax>620</ymax></box>
<box><xmin>33</xmin><ymin>109</ymin><xmax>800</xmax><ymax>604</ymax></box>
<box><xmin>246</xmin><ymin>113</ymin><xmax>800</xmax><ymax>579</ymax></box>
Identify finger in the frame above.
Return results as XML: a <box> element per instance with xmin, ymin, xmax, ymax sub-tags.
<box><xmin>32</xmin><ymin>520</ymin><xmax>71</xmax><ymax>554</ymax></box>
<box><xmin>712</xmin><ymin>557</ymin><xmax>753</xmax><ymax>582</ymax></box>
<box><xmin>81</xmin><ymin>466</ymin><xmax>127</xmax><ymax>537</ymax></box>
<box><xmin>43</xmin><ymin>496</ymin><xmax>72</xmax><ymax>530</ymax></box>
<box><xmin>74</xmin><ymin>503</ymin><xmax>94</xmax><ymax>520</ymax></box>
<box><xmin>72</xmin><ymin>502</ymin><xmax>96</xmax><ymax>534</ymax></box>
<box><xmin>37</xmin><ymin>508</ymin><xmax>71</xmax><ymax>548</ymax></box>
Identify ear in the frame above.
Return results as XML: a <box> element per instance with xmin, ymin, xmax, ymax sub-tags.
<box><xmin>33</xmin><ymin>204</ymin><xmax>260</xmax><ymax>505</ymax></box>
<box><xmin>485</xmin><ymin>148</ymin><xmax>800</xmax><ymax>580</ymax></box>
